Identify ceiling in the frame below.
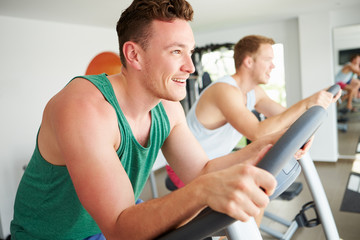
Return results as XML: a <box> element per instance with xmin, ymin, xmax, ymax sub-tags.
<box><xmin>1</xmin><ymin>0</ymin><xmax>360</xmax><ymax>32</ymax></box>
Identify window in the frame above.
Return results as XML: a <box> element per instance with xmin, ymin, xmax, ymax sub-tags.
<box><xmin>263</xmin><ymin>43</ymin><xmax>286</xmax><ymax>107</ymax></box>
<box><xmin>199</xmin><ymin>43</ymin><xmax>286</xmax><ymax>107</ymax></box>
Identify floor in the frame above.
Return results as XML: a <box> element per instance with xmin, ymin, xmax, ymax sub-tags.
<box><xmin>338</xmin><ymin>100</ymin><xmax>360</xmax><ymax>157</ymax></box>
<box><xmin>139</xmin><ymin>100</ymin><xmax>360</xmax><ymax>240</ymax></box>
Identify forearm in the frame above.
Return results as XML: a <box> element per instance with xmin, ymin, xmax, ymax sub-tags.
<box><xmin>248</xmin><ymin>93</ymin><xmax>303</xmax><ymax>141</ymax></box>
<box><xmin>253</xmin><ymin>88</ymin><xmax>334</xmax><ymax>141</ymax></box>
<box><xmin>200</xmin><ymin>136</ymin><xmax>275</xmax><ymax>174</ymax></box>
<box><xmin>108</xmin><ymin>182</ymin><xmax>206</xmax><ymax>239</ymax></box>
<box><xmin>253</xmin><ymin>101</ymin><xmax>306</xmax><ymax>139</ymax></box>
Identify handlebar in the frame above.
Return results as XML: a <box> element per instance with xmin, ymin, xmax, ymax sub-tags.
<box><xmin>157</xmin><ymin>84</ymin><xmax>340</xmax><ymax>240</ymax></box>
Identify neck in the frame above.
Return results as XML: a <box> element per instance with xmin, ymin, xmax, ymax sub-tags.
<box><xmin>108</xmin><ymin>71</ymin><xmax>160</xmax><ymax>122</ymax></box>
<box><xmin>231</xmin><ymin>71</ymin><xmax>257</xmax><ymax>95</ymax></box>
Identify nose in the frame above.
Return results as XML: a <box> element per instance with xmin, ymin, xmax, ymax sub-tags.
<box><xmin>181</xmin><ymin>54</ymin><xmax>195</xmax><ymax>74</ymax></box>
<box><xmin>270</xmin><ymin>61</ymin><xmax>275</xmax><ymax>70</ymax></box>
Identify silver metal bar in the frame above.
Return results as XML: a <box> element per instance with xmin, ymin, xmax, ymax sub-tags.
<box><xmin>149</xmin><ymin>171</ymin><xmax>158</xmax><ymax>198</ymax></box>
<box><xmin>299</xmin><ymin>153</ymin><xmax>340</xmax><ymax>240</ymax></box>
<box><xmin>224</xmin><ymin>218</ymin><xmax>262</xmax><ymax>240</ymax></box>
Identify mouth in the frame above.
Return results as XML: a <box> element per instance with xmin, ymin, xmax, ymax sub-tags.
<box><xmin>172</xmin><ymin>78</ymin><xmax>187</xmax><ymax>83</ymax></box>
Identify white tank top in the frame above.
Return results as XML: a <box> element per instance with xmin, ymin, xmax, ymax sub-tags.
<box><xmin>335</xmin><ymin>70</ymin><xmax>353</xmax><ymax>83</ymax></box>
<box><xmin>186</xmin><ymin>75</ymin><xmax>256</xmax><ymax>159</ymax></box>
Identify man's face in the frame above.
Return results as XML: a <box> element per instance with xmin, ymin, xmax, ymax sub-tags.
<box><xmin>140</xmin><ymin>19</ymin><xmax>195</xmax><ymax>102</ymax></box>
<box><xmin>251</xmin><ymin>43</ymin><xmax>275</xmax><ymax>85</ymax></box>
<box><xmin>354</xmin><ymin>56</ymin><xmax>360</xmax><ymax>66</ymax></box>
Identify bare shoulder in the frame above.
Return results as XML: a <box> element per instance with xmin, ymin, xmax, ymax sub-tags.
<box><xmin>213</xmin><ymin>82</ymin><xmax>245</xmax><ymax>102</ymax></box>
<box><xmin>39</xmin><ymin>77</ymin><xmax>120</xmax><ymax>165</ymax></box>
<box><xmin>200</xmin><ymin>82</ymin><xmax>243</xmax><ymax>104</ymax></box>
<box><xmin>48</xmin><ymin>78</ymin><xmax>116</xmax><ymax>127</ymax></box>
<box><xmin>208</xmin><ymin>82</ymin><xmax>240</xmax><ymax>94</ymax></box>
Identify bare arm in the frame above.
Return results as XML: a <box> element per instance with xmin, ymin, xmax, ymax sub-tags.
<box><xmin>162</xmin><ymin>99</ymin><xmax>284</xmax><ymax>179</ymax></box>
<box><xmin>255</xmin><ymin>85</ymin><xmax>340</xmax><ymax>137</ymax></box>
<box><xmin>44</xmin><ymin>81</ymin><xmax>205</xmax><ymax>239</ymax></box>
<box><xmin>199</xmin><ymin>84</ymin><xmax>338</xmax><ymax>142</ymax></box>
<box><xmin>162</xmin><ymin>100</ymin><xmax>277</xmax><ymax>221</ymax></box>
<box><xmin>44</xmin><ymin>80</ymin><xmax>276</xmax><ymax>240</ymax></box>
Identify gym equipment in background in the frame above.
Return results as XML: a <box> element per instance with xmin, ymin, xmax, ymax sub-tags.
<box><xmin>85</xmin><ymin>51</ymin><xmax>121</xmax><ymax>76</ymax></box>
<box><xmin>157</xmin><ymin>84</ymin><xmax>340</xmax><ymax>240</ymax></box>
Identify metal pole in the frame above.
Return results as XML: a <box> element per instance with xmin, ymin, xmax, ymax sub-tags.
<box><xmin>224</xmin><ymin>218</ymin><xmax>262</xmax><ymax>240</ymax></box>
<box><xmin>299</xmin><ymin>153</ymin><xmax>340</xmax><ymax>240</ymax></box>
<box><xmin>149</xmin><ymin>171</ymin><xmax>158</xmax><ymax>198</ymax></box>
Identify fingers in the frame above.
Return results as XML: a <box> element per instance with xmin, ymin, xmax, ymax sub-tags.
<box><xmin>333</xmin><ymin>89</ymin><xmax>342</xmax><ymax>102</ymax></box>
<box><xmin>231</xmin><ymin>165</ymin><xmax>276</xmax><ymax>218</ymax></box>
<box><xmin>310</xmin><ymin>87</ymin><xmax>339</xmax><ymax>109</ymax></box>
<box><xmin>314</xmin><ymin>90</ymin><xmax>335</xmax><ymax>109</ymax></box>
<box><xmin>252</xmin><ymin>145</ymin><xmax>278</xmax><ymax>196</ymax></box>
<box><xmin>295</xmin><ymin>136</ymin><xmax>314</xmax><ymax>159</ymax></box>
<box><xmin>221</xmin><ymin>189</ymin><xmax>262</xmax><ymax>222</ymax></box>
<box><xmin>227</xmin><ymin>166</ymin><xmax>275</xmax><ymax>221</ymax></box>
<box><xmin>294</xmin><ymin>149</ymin><xmax>305</xmax><ymax>160</ymax></box>
<box><xmin>254</xmin><ymin>167</ymin><xmax>277</xmax><ymax>197</ymax></box>
<box><xmin>326</xmin><ymin>85</ymin><xmax>342</xmax><ymax>102</ymax></box>
<box><xmin>204</xmin><ymin>164</ymin><xmax>276</xmax><ymax>222</ymax></box>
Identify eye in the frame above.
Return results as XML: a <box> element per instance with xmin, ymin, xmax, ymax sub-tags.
<box><xmin>172</xmin><ymin>50</ymin><xmax>181</xmax><ymax>54</ymax></box>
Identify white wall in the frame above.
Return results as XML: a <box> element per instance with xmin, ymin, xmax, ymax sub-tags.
<box><xmin>1</xmin><ymin>5</ymin><xmax>360</xmax><ymax>238</ymax></box>
<box><xmin>194</xmin><ymin>9</ymin><xmax>360</xmax><ymax>162</ymax></box>
<box><xmin>298</xmin><ymin>12</ymin><xmax>338</xmax><ymax>161</ymax></box>
<box><xmin>0</xmin><ymin>16</ymin><xmax>118</xmax><ymax>238</ymax></box>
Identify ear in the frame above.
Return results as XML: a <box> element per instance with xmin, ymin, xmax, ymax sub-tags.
<box><xmin>243</xmin><ymin>55</ymin><xmax>253</xmax><ymax>68</ymax></box>
<box><xmin>122</xmin><ymin>41</ymin><xmax>142</xmax><ymax>70</ymax></box>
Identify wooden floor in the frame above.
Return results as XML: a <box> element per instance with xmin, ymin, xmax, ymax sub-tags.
<box><xmin>139</xmin><ymin>101</ymin><xmax>360</xmax><ymax>240</ymax></box>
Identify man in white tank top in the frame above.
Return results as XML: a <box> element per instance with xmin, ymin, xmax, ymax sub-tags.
<box><xmin>166</xmin><ymin>35</ymin><xmax>340</xmax><ymax>238</ymax></box>
<box><xmin>335</xmin><ymin>54</ymin><xmax>360</xmax><ymax>112</ymax></box>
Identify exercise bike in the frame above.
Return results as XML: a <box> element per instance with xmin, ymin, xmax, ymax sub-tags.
<box><xmin>157</xmin><ymin>85</ymin><xmax>341</xmax><ymax>240</ymax></box>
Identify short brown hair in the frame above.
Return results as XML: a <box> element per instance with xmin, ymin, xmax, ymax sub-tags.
<box><xmin>117</xmin><ymin>0</ymin><xmax>194</xmax><ymax>68</ymax></box>
<box><xmin>350</xmin><ymin>54</ymin><xmax>360</xmax><ymax>62</ymax></box>
<box><xmin>233</xmin><ymin>35</ymin><xmax>275</xmax><ymax>69</ymax></box>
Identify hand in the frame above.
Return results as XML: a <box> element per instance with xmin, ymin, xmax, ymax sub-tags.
<box><xmin>332</xmin><ymin>87</ymin><xmax>342</xmax><ymax>103</ymax></box>
<box><xmin>197</xmin><ymin>146</ymin><xmax>277</xmax><ymax>222</ymax></box>
<box><xmin>294</xmin><ymin>135</ymin><xmax>314</xmax><ymax>159</ymax></box>
<box><xmin>307</xmin><ymin>87</ymin><xmax>341</xmax><ymax>110</ymax></box>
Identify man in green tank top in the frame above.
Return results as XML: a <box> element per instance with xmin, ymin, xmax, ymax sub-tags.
<box><xmin>11</xmin><ymin>0</ymin><xmax>283</xmax><ymax>239</ymax></box>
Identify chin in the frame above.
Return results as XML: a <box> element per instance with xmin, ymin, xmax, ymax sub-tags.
<box><xmin>262</xmin><ymin>78</ymin><xmax>270</xmax><ymax>84</ymax></box>
<box><xmin>166</xmin><ymin>92</ymin><xmax>187</xmax><ymax>102</ymax></box>
<box><xmin>171</xmin><ymin>95</ymin><xmax>187</xmax><ymax>102</ymax></box>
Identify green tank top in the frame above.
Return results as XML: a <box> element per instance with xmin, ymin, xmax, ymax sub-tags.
<box><xmin>11</xmin><ymin>73</ymin><xmax>170</xmax><ymax>239</ymax></box>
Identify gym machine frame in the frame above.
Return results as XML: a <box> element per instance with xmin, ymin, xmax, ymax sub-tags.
<box><xmin>157</xmin><ymin>85</ymin><xmax>340</xmax><ymax>240</ymax></box>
